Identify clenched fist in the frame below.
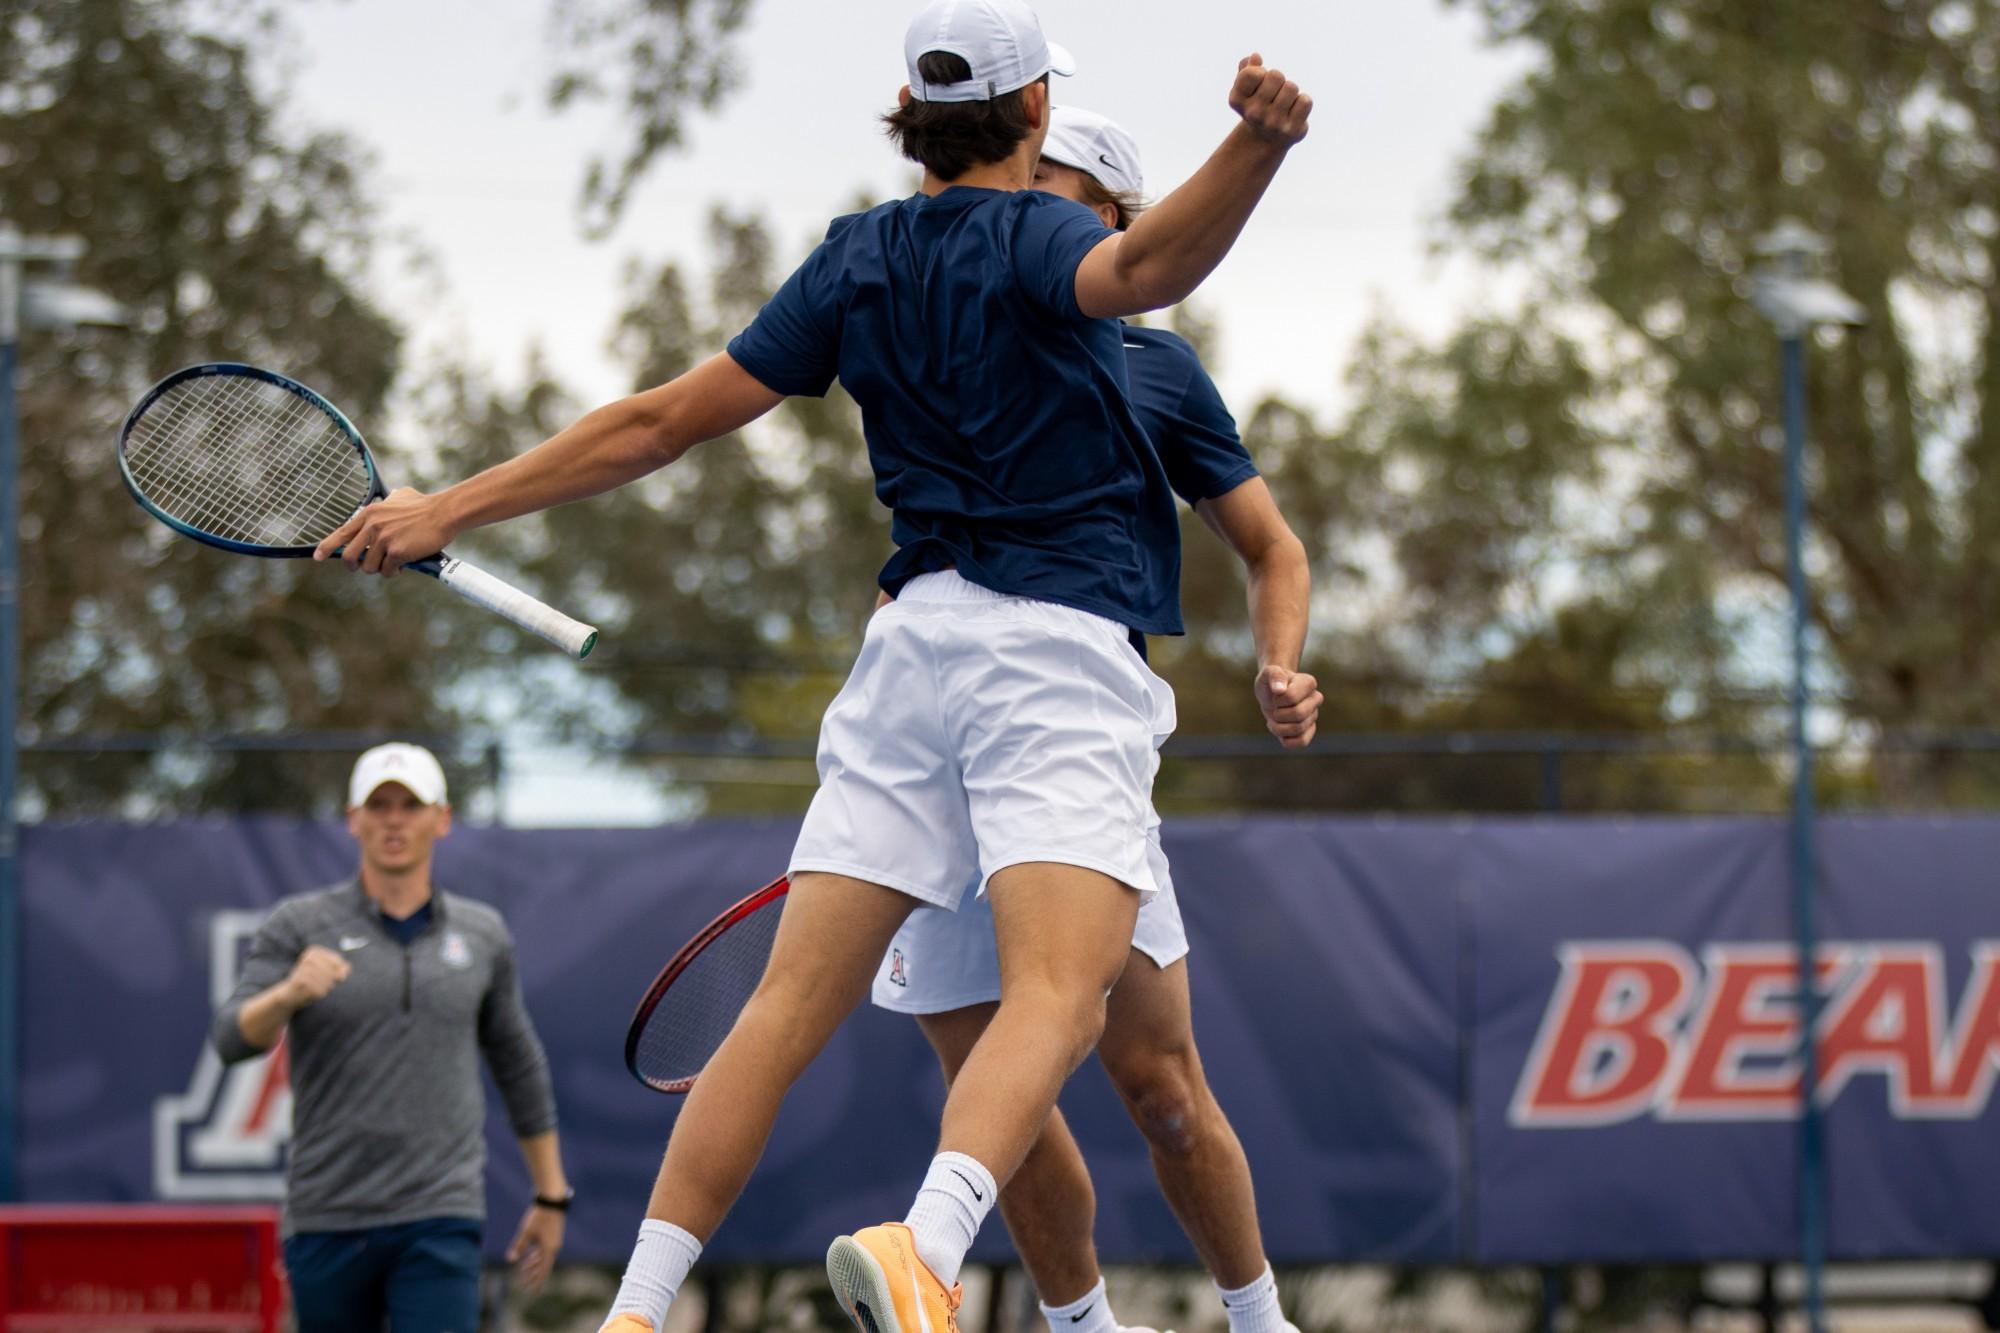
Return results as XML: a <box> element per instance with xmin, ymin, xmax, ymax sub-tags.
<box><xmin>1255</xmin><ymin>663</ymin><xmax>1322</xmax><ymax>749</ymax></box>
<box><xmin>1230</xmin><ymin>54</ymin><xmax>1313</xmax><ymax>148</ymax></box>
<box><xmin>285</xmin><ymin>945</ymin><xmax>353</xmax><ymax>1008</ymax></box>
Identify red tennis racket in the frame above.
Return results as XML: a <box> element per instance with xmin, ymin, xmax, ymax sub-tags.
<box><xmin>625</xmin><ymin>876</ymin><xmax>790</xmax><ymax>1093</ymax></box>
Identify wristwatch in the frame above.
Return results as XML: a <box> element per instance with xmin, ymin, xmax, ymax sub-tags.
<box><xmin>532</xmin><ymin>1188</ymin><xmax>575</xmax><ymax>1212</ymax></box>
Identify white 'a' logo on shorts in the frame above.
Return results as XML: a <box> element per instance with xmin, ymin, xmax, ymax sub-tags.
<box><xmin>152</xmin><ymin>910</ymin><xmax>290</xmax><ymax>1200</ymax></box>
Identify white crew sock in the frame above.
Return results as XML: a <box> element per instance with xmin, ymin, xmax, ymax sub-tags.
<box><xmin>604</xmin><ymin>1219</ymin><xmax>701</xmax><ymax>1331</ymax></box>
<box><xmin>1217</xmin><ymin>1264</ymin><xmax>1285</xmax><ymax>1333</ymax></box>
<box><xmin>1040</xmin><ymin>1277</ymin><xmax>1117</xmax><ymax>1333</ymax></box>
<box><xmin>901</xmin><ymin>1151</ymin><xmax>997</xmax><ymax>1286</ymax></box>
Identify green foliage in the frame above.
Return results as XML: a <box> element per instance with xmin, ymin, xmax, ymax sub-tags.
<box><xmin>1288</xmin><ymin>0</ymin><xmax>2000</xmax><ymax>804</ymax></box>
<box><xmin>421</xmin><ymin>206</ymin><xmax>888</xmax><ymax>813</ymax></box>
<box><xmin>29</xmin><ymin>0</ymin><xmax>1993</xmax><ymax>817</ymax></box>
<box><xmin>545</xmin><ymin>0</ymin><xmax>753</xmax><ymax>235</ymax></box>
<box><xmin>0</xmin><ymin>0</ymin><xmax>484</xmax><ymax>813</ymax></box>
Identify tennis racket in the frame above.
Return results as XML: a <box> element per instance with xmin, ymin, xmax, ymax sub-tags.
<box><xmin>626</xmin><ymin>875</ymin><xmax>790</xmax><ymax>1093</ymax></box>
<box><xmin>118</xmin><ymin>362</ymin><xmax>599</xmax><ymax>659</ymax></box>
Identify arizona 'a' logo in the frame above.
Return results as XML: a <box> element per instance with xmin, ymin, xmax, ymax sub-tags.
<box><xmin>1511</xmin><ymin>940</ymin><xmax>2000</xmax><ymax>1127</ymax></box>
<box><xmin>888</xmin><ymin>948</ymin><xmax>909</xmax><ymax>987</ymax></box>
<box><xmin>152</xmin><ymin>910</ymin><xmax>291</xmax><ymax>1199</ymax></box>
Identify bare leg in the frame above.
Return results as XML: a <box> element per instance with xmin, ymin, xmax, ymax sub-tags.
<box><xmin>934</xmin><ymin>862</ymin><xmax>1137</xmax><ymax>1186</ymax></box>
<box><xmin>916</xmin><ymin>1005</ymin><xmax>1102</xmax><ymax>1305</ymax></box>
<box><xmin>644</xmin><ymin>872</ymin><xmax>916</xmax><ymax>1238</ymax></box>
<box><xmin>1097</xmin><ymin>957</ymin><xmax>1266</xmax><ymax>1288</ymax></box>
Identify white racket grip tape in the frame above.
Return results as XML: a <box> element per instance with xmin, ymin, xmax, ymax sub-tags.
<box><xmin>433</xmin><ymin>555</ymin><xmax>598</xmax><ymax>659</ymax></box>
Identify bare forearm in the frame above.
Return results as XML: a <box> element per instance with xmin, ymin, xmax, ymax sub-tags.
<box><xmin>1245</xmin><ymin>533</ymin><xmax>1310</xmax><ymax>673</ymax></box>
<box><xmin>439</xmin><ymin>393</ymin><xmax>675</xmax><ymax>536</ymax></box>
<box><xmin>317</xmin><ymin>353</ymin><xmax>781</xmax><ymax>574</ymax></box>
<box><xmin>1076</xmin><ymin>59</ymin><xmax>1311</xmax><ymax>319</ymax></box>
<box><xmin>518</xmin><ymin>1130</ymin><xmax>569</xmax><ymax>1198</ymax></box>
<box><xmin>234</xmin><ymin>979</ymin><xmax>305</xmax><ymax>1052</ymax></box>
<box><xmin>1111</xmin><ymin>125</ymin><xmax>1290</xmax><ymax>310</ymax></box>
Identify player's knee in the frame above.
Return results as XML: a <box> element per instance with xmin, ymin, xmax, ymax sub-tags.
<box><xmin>1104</xmin><ymin>1047</ymin><xmax>1204</xmax><ymax>1156</ymax></box>
<box><xmin>746</xmin><ymin>963</ymin><xmax>862</xmax><ymax>1026</ymax></box>
<box><xmin>1002</xmin><ymin>977</ymin><xmax>1108</xmax><ymax>1064</ymax></box>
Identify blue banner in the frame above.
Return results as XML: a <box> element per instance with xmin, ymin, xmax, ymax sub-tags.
<box><xmin>19</xmin><ymin>816</ymin><xmax>2000</xmax><ymax>1264</ymax></box>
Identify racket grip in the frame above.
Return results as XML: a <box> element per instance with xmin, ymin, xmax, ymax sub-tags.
<box><xmin>431</xmin><ymin>555</ymin><xmax>599</xmax><ymax>659</ymax></box>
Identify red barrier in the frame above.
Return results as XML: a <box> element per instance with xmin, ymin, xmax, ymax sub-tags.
<box><xmin>0</xmin><ymin>1206</ymin><xmax>282</xmax><ymax>1332</ymax></box>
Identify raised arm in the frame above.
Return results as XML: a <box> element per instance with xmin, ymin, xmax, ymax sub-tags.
<box><xmin>211</xmin><ymin>905</ymin><xmax>350</xmax><ymax>1062</ymax></box>
<box><xmin>1073</xmin><ymin>56</ymin><xmax>1313</xmax><ymax>320</ymax></box>
<box><xmin>315</xmin><ymin>351</ymin><xmax>784</xmax><ymax>575</ymax></box>
<box><xmin>1194</xmin><ymin>477</ymin><xmax>1321</xmax><ymax>748</ymax></box>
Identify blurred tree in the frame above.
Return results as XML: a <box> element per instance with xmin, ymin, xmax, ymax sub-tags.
<box><xmin>1371</xmin><ymin>0</ymin><xmax>2000</xmax><ymax>805</ymax></box>
<box><xmin>0</xmin><ymin>0</ymin><xmax>491</xmax><ymax>813</ymax></box>
<box><xmin>544</xmin><ymin>0</ymin><xmax>754</xmax><ymax>234</ymax></box>
<box><xmin>426</xmin><ymin>205</ymin><xmax>889</xmax><ymax>813</ymax></box>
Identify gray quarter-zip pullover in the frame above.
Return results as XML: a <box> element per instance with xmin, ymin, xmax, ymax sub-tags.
<box><xmin>212</xmin><ymin>880</ymin><xmax>558</xmax><ymax>1235</ymax></box>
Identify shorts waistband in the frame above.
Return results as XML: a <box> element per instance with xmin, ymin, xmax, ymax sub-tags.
<box><xmin>893</xmin><ymin>571</ymin><xmax>1133</xmax><ymax>641</ymax></box>
<box><xmin>896</xmin><ymin>570</ymin><xmax>1020</xmax><ymax>606</ymax></box>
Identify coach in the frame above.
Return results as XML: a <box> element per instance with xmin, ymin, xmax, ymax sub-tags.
<box><xmin>212</xmin><ymin>742</ymin><xmax>570</xmax><ymax>1332</ymax></box>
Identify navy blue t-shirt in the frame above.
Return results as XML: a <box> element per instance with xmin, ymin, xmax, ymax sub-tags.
<box><xmin>1118</xmin><ymin>324</ymin><xmax>1259</xmax><ymax>659</ymax></box>
<box><xmin>1121</xmin><ymin>325</ymin><xmax>1259</xmax><ymax>507</ymax></box>
<box><xmin>726</xmin><ymin>188</ymin><xmax>1187</xmax><ymax>634</ymax></box>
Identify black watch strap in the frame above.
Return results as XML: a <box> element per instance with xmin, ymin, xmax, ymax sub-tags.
<box><xmin>532</xmin><ymin>1189</ymin><xmax>574</xmax><ymax>1212</ymax></box>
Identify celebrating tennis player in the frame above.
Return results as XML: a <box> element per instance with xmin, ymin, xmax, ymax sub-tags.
<box><xmin>867</xmin><ymin>104</ymin><xmax>1316</xmax><ymax>1333</ymax></box>
<box><xmin>316</xmin><ymin>3</ymin><xmax>1313</xmax><ymax>1330</ymax></box>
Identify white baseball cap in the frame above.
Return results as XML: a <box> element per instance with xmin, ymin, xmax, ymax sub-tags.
<box><xmin>904</xmin><ymin>0</ymin><xmax>1075</xmax><ymax>103</ymax></box>
<box><xmin>348</xmin><ymin>742</ymin><xmax>448</xmax><ymax>808</ymax></box>
<box><xmin>1040</xmin><ymin>105</ymin><xmax>1144</xmax><ymax>197</ymax></box>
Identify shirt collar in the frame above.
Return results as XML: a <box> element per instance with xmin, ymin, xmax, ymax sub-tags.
<box><xmin>343</xmin><ymin>877</ymin><xmax>450</xmax><ymax>924</ymax></box>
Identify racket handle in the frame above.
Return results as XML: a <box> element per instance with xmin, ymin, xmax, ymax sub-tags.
<box><xmin>425</xmin><ymin>555</ymin><xmax>599</xmax><ymax>659</ymax></box>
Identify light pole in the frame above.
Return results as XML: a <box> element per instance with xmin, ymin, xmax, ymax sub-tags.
<box><xmin>0</xmin><ymin>225</ymin><xmax>127</xmax><ymax>1202</ymax></box>
<box><xmin>1748</xmin><ymin>217</ymin><xmax>1865</xmax><ymax>1333</ymax></box>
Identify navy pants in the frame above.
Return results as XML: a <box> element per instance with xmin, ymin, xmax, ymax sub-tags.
<box><xmin>284</xmin><ymin>1217</ymin><xmax>483</xmax><ymax>1333</ymax></box>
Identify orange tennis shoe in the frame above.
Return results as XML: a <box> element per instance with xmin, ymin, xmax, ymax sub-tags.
<box><xmin>600</xmin><ymin>1317</ymin><xmax>655</xmax><ymax>1332</ymax></box>
<box><xmin>825</xmin><ymin>1222</ymin><xmax>963</xmax><ymax>1333</ymax></box>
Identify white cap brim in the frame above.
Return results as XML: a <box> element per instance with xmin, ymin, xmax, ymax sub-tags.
<box><xmin>1045</xmin><ymin>40</ymin><xmax>1075</xmax><ymax>78</ymax></box>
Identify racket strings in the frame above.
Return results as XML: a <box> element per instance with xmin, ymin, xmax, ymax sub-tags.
<box><xmin>634</xmin><ymin>900</ymin><xmax>786</xmax><ymax>1090</ymax></box>
<box><xmin>129</xmin><ymin>386</ymin><xmax>324</xmax><ymax>527</ymax></box>
<box><xmin>124</xmin><ymin>374</ymin><xmax>374</xmax><ymax>547</ymax></box>
<box><xmin>143</xmin><ymin>382</ymin><xmax>365</xmax><ymax>543</ymax></box>
<box><xmin>130</xmin><ymin>383</ymin><xmax>359</xmax><ymax>543</ymax></box>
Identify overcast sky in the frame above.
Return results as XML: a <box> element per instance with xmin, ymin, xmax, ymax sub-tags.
<box><xmin>286</xmin><ymin>0</ymin><xmax>1534</xmax><ymax>423</ymax></box>
<box><xmin>276</xmin><ymin>0</ymin><xmax>1535</xmax><ymax>822</ymax></box>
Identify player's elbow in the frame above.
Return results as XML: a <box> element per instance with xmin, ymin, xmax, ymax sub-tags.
<box><xmin>1246</xmin><ymin>528</ymin><xmax>1308</xmax><ymax>579</ymax></box>
<box><xmin>211</xmin><ymin>1010</ymin><xmax>266</xmax><ymax>1064</ymax></box>
<box><xmin>620</xmin><ymin>395</ymin><xmax>685</xmax><ymax>469</ymax></box>
<box><xmin>1078</xmin><ymin>237</ymin><xmax>1187</xmax><ymax>319</ymax></box>
<box><xmin>1109</xmin><ymin>254</ymin><xmax>1192</xmax><ymax>316</ymax></box>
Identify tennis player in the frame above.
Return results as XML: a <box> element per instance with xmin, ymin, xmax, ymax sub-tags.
<box><xmin>316</xmin><ymin>4</ymin><xmax>1313</xmax><ymax>1330</ymax></box>
<box><xmin>869</xmin><ymin>106</ymin><xmax>1314</xmax><ymax>1333</ymax></box>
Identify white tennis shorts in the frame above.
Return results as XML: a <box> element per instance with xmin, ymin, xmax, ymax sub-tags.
<box><xmin>871</xmin><ymin>826</ymin><xmax>1190</xmax><ymax>1014</ymax></box>
<box><xmin>788</xmin><ymin>570</ymin><xmax>1176</xmax><ymax>907</ymax></box>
